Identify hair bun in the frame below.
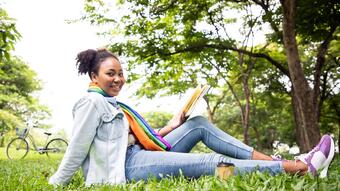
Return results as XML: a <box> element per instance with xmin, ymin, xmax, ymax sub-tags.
<box><xmin>75</xmin><ymin>48</ymin><xmax>119</xmax><ymax>78</ymax></box>
<box><xmin>76</xmin><ymin>49</ymin><xmax>97</xmax><ymax>75</ymax></box>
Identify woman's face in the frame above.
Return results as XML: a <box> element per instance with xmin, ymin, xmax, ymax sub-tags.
<box><xmin>91</xmin><ymin>57</ymin><xmax>125</xmax><ymax>96</ymax></box>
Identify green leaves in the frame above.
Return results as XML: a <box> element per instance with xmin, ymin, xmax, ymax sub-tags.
<box><xmin>0</xmin><ymin>8</ymin><xmax>21</xmax><ymax>63</ymax></box>
<box><xmin>0</xmin><ymin>148</ymin><xmax>340</xmax><ymax>190</ymax></box>
<box><xmin>296</xmin><ymin>0</ymin><xmax>340</xmax><ymax>43</ymax></box>
<box><xmin>0</xmin><ymin>8</ymin><xmax>50</xmax><ymax>133</ymax></box>
<box><xmin>142</xmin><ymin>111</ymin><xmax>172</xmax><ymax>129</ymax></box>
<box><xmin>79</xmin><ymin>0</ymin><xmax>340</xmax><ymax>148</ymax></box>
<box><xmin>0</xmin><ymin>57</ymin><xmax>50</xmax><ymax>133</ymax></box>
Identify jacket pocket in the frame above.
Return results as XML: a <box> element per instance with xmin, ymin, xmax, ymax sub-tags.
<box><xmin>97</xmin><ymin>113</ymin><xmax>126</xmax><ymax>141</ymax></box>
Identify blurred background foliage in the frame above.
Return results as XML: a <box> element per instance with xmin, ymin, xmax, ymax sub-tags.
<box><xmin>78</xmin><ymin>0</ymin><xmax>339</xmax><ymax>152</ymax></box>
<box><xmin>0</xmin><ymin>7</ymin><xmax>51</xmax><ymax>146</ymax></box>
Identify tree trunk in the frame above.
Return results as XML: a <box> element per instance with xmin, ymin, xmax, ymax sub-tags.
<box><xmin>251</xmin><ymin>94</ymin><xmax>262</xmax><ymax>149</ymax></box>
<box><xmin>0</xmin><ymin>132</ymin><xmax>4</xmax><ymax>147</ymax></box>
<box><xmin>225</xmin><ymin>81</ymin><xmax>248</xmax><ymax>143</ymax></box>
<box><xmin>291</xmin><ymin>88</ymin><xmax>319</xmax><ymax>151</ymax></box>
<box><xmin>281</xmin><ymin>0</ymin><xmax>321</xmax><ymax>152</ymax></box>
<box><xmin>238</xmin><ymin>53</ymin><xmax>251</xmax><ymax>145</ymax></box>
<box><xmin>207</xmin><ymin>49</ymin><xmax>253</xmax><ymax>145</ymax></box>
<box><xmin>242</xmin><ymin>75</ymin><xmax>251</xmax><ymax>145</ymax></box>
<box><xmin>205</xmin><ymin>97</ymin><xmax>214</xmax><ymax>123</ymax></box>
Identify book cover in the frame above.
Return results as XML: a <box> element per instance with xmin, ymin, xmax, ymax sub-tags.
<box><xmin>181</xmin><ymin>84</ymin><xmax>210</xmax><ymax>117</ymax></box>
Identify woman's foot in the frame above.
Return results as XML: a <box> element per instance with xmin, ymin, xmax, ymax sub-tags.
<box><xmin>297</xmin><ymin>134</ymin><xmax>335</xmax><ymax>178</ymax></box>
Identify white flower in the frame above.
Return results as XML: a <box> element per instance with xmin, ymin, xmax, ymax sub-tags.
<box><xmin>289</xmin><ymin>145</ymin><xmax>300</xmax><ymax>155</ymax></box>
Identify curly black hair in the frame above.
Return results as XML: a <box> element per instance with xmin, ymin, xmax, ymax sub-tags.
<box><xmin>76</xmin><ymin>48</ymin><xmax>119</xmax><ymax>79</ymax></box>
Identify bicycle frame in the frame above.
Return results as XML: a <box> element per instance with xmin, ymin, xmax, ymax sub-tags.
<box><xmin>26</xmin><ymin>133</ymin><xmax>50</xmax><ymax>153</ymax></box>
<box><xmin>7</xmin><ymin>125</ymin><xmax>68</xmax><ymax>160</ymax></box>
<box><xmin>20</xmin><ymin>126</ymin><xmax>51</xmax><ymax>153</ymax></box>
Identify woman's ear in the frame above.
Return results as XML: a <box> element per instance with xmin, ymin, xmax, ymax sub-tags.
<box><xmin>91</xmin><ymin>72</ymin><xmax>98</xmax><ymax>84</ymax></box>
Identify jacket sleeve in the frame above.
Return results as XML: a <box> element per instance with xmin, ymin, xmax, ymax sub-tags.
<box><xmin>49</xmin><ymin>98</ymin><xmax>100</xmax><ymax>186</ymax></box>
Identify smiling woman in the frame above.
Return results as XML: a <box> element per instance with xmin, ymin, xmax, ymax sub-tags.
<box><xmin>49</xmin><ymin>48</ymin><xmax>335</xmax><ymax>187</ymax></box>
<box><xmin>76</xmin><ymin>49</ymin><xmax>126</xmax><ymax>97</ymax></box>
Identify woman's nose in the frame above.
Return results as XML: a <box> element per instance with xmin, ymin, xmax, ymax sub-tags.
<box><xmin>113</xmin><ymin>76</ymin><xmax>121</xmax><ymax>83</ymax></box>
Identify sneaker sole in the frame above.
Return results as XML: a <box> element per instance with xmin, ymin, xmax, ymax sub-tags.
<box><xmin>319</xmin><ymin>136</ymin><xmax>335</xmax><ymax>178</ymax></box>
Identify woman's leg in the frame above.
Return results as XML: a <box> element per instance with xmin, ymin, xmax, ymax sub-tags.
<box><xmin>159</xmin><ymin>116</ymin><xmax>333</xmax><ymax>178</ymax></box>
<box><xmin>164</xmin><ymin>116</ymin><xmax>258</xmax><ymax>159</ymax></box>
<box><xmin>125</xmin><ymin>144</ymin><xmax>284</xmax><ymax>182</ymax></box>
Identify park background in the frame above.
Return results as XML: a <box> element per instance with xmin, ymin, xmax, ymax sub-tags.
<box><xmin>0</xmin><ymin>0</ymin><xmax>339</xmax><ymax>190</ymax></box>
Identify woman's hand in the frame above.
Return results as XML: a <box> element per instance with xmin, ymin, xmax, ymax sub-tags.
<box><xmin>157</xmin><ymin>111</ymin><xmax>188</xmax><ymax>137</ymax></box>
<box><xmin>167</xmin><ymin>111</ymin><xmax>188</xmax><ymax>130</ymax></box>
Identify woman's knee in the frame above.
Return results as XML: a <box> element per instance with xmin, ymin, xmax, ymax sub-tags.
<box><xmin>188</xmin><ymin>115</ymin><xmax>209</xmax><ymax>124</ymax></box>
<box><xmin>186</xmin><ymin>115</ymin><xmax>212</xmax><ymax>128</ymax></box>
<box><xmin>178</xmin><ymin>116</ymin><xmax>213</xmax><ymax>134</ymax></box>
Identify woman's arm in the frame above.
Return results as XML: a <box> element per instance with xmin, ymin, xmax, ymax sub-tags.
<box><xmin>158</xmin><ymin>111</ymin><xmax>187</xmax><ymax>137</ymax></box>
<box><xmin>49</xmin><ymin>98</ymin><xmax>100</xmax><ymax>186</ymax></box>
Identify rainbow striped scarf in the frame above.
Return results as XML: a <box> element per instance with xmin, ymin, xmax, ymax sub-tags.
<box><xmin>88</xmin><ymin>83</ymin><xmax>171</xmax><ymax>151</ymax></box>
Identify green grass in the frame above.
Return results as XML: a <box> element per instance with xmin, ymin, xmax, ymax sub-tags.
<box><xmin>0</xmin><ymin>147</ymin><xmax>339</xmax><ymax>191</ymax></box>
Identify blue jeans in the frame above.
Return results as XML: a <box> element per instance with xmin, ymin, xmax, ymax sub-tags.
<box><xmin>125</xmin><ymin>116</ymin><xmax>283</xmax><ymax>181</ymax></box>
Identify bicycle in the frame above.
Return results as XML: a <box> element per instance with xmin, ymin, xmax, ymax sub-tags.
<box><xmin>6</xmin><ymin>125</ymin><xmax>68</xmax><ymax>160</ymax></box>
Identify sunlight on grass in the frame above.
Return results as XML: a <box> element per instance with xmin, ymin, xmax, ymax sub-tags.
<box><xmin>0</xmin><ymin>147</ymin><xmax>64</xmax><ymax>160</ymax></box>
<box><xmin>0</xmin><ymin>147</ymin><xmax>339</xmax><ymax>190</ymax></box>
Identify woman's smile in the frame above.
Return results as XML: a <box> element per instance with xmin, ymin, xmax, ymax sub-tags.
<box><xmin>110</xmin><ymin>84</ymin><xmax>122</xmax><ymax>91</ymax></box>
<box><xmin>92</xmin><ymin>57</ymin><xmax>126</xmax><ymax>97</ymax></box>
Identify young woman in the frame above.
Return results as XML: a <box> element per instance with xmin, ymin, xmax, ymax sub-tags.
<box><xmin>49</xmin><ymin>48</ymin><xmax>335</xmax><ymax>186</ymax></box>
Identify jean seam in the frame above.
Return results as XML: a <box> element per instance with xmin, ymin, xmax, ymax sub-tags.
<box><xmin>172</xmin><ymin>125</ymin><xmax>252</xmax><ymax>158</ymax></box>
<box><xmin>126</xmin><ymin>161</ymin><xmax>217</xmax><ymax>169</ymax></box>
<box><xmin>170</xmin><ymin>127</ymin><xmax>199</xmax><ymax>149</ymax></box>
<box><xmin>203</xmin><ymin>126</ymin><xmax>251</xmax><ymax>153</ymax></box>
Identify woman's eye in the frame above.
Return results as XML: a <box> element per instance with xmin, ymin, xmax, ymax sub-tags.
<box><xmin>107</xmin><ymin>73</ymin><xmax>114</xmax><ymax>76</ymax></box>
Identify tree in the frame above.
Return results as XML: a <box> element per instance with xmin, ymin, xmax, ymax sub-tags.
<box><xmin>142</xmin><ymin>111</ymin><xmax>172</xmax><ymax>129</ymax></box>
<box><xmin>0</xmin><ymin>57</ymin><xmax>50</xmax><ymax>133</ymax></box>
<box><xmin>0</xmin><ymin>8</ymin><xmax>50</xmax><ymax>143</ymax></box>
<box><xmin>80</xmin><ymin>0</ymin><xmax>340</xmax><ymax>152</ymax></box>
<box><xmin>0</xmin><ymin>7</ymin><xmax>20</xmax><ymax>62</ymax></box>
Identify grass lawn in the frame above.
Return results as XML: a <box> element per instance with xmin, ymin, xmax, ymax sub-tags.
<box><xmin>0</xmin><ymin>147</ymin><xmax>339</xmax><ymax>191</ymax></box>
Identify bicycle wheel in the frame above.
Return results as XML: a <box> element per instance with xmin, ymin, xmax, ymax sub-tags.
<box><xmin>45</xmin><ymin>138</ymin><xmax>68</xmax><ymax>158</ymax></box>
<box><xmin>6</xmin><ymin>137</ymin><xmax>29</xmax><ymax>160</ymax></box>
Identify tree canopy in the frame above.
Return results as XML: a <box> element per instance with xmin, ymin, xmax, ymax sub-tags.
<box><xmin>0</xmin><ymin>7</ymin><xmax>50</xmax><ymax>133</ymax></box>
<box><xmin>80</xmin><ymin>0</ymin><xmax>340</xmax><ymax>151</ymax></box>
<box><xmin>0</xmin><ymin>7</ymin><xmax>20</xmax><ymax>62</ymax></box>
<box><xmin>142</xmin><ymin>111</ymin><xmax>172</xmax><ymax>129</ymax></box>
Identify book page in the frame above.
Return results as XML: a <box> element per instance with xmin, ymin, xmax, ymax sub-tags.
<box><xmin>181</xmin><ymin>84</ymin><xmax>210</xmax><ymax>117</ymax></box>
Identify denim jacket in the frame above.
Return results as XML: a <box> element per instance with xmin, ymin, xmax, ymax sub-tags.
<box><xmin>49</xmin><ymin>92</ymin><xmax>129</xmax><ymax>186</ymax></box>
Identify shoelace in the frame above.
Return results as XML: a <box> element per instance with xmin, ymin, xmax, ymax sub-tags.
<box><xmin>271</xmin><ymin>152</ymin><xmax>283</xmax><ymax>161</ymax></box>
<box><xmin>293</xmin><ymin>145</ymin><xmax>321</xmax><ymax>176</ymax></box>
<box><xmin>295</xmin><ymin>144</ymin><xmax>320</xmax><ymax>164</ymax></box>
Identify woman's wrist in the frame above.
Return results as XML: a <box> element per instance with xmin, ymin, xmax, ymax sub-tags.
<box><xmin>159</xmin><ymin>124</ymin><xmax>174</xmax><ymax>134</ymax></box>
<box><xmin>166</xmin><ymin>123</ymin><xmax>176</xmax><ymax>130</ymax></box>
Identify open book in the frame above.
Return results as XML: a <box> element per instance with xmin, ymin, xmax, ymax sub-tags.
<box><xmin>181</xmin><ymin>84</ymin><xmax>210</xmax><ymax>117</ymax></box>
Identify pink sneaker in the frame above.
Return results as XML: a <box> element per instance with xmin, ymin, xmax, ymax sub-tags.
<box><xmin>297</xmin><ymin>135</ymin><xmax>335</xmax><ymax>178</ymax></box>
